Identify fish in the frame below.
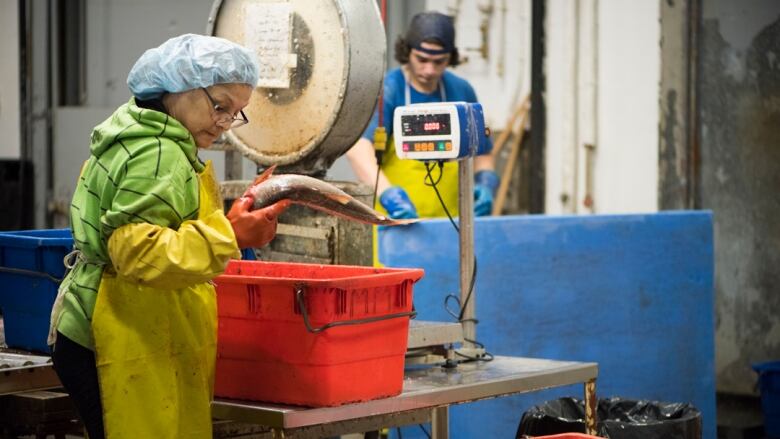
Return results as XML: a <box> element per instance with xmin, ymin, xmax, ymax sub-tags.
<box><xmin>245</xmin><ymin>167</ymin><xmax>417</xmax><ymax>227</ymax></box>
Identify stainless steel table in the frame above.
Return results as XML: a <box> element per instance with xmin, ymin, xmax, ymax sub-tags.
<box><xmin>212</xmin><ymin>356</ymin><xmax>599</xmax><ymax>438</ymax></box>
<box><xmin>0</xmin><ymin>352</ymin><xmax>60</xmax><ymax>396</ymax></box>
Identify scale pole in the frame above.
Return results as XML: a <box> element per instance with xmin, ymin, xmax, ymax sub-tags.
<box><xmin>458</xmin><ymin>157</ymin><xmax>476</xmax><ymax>349</ymax></box>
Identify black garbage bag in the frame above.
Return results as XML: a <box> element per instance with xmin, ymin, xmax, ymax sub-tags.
<box><xmin>516</xmin><ymin>397</ymin><xmax>702</xmax><ymax>439</ymax></box>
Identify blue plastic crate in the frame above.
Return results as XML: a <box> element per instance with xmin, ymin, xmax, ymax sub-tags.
<box><xmin>0</xmin><ymin>229</ymin><xmax>73</xmax><ymax>352</ymax></box>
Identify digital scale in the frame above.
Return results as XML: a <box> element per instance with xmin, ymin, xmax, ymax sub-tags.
<box><xmin>393</xmin><ymin>102</ymin><xmax>492</xmax><ymax>362</ymax></box>
<box><xmin>393</xmin><ymin>102</ymin><xmax>491</xmax><ymax>161</ymax></box>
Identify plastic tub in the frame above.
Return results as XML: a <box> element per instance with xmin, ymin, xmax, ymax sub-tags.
<box><xmin>753</xmin><ymin>361</ymin><xmax>780</xmax><ymax>438</ymax></box>
<box><xmin>214</xmin><ymin>259</ymin><xmax>424</xmax><ymax>407</ymax></box>
<box><xmin>0</xmin><ymin>229</ymin><xmax>72</xmax><ymax>352</ymax></box>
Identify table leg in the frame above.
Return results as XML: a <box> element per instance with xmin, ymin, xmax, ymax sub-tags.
<box><xmin>431</xmin><ymin>406</ymin><xmax>449</xmax><ymax>439</ymax></box>
<box><xmin>584</xmin><ymin>379</ymin><xmax>597</xmax><ymax>435</ymax></box>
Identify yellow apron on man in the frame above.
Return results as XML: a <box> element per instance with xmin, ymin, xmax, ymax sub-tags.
<box><xmin>374</xmin><ymin>69</ymin><xmax>460</xmax><ymax>219</ymax></box>
<box><xmin>92</xmin><ymin>161</ymin><xmax>234</xmax><ymax>438</ymax></box>
<box><xmin>379</xmin><ymin>143</ymin><xmax>460</xmax><ymax>218</ymax></box>
<box><xmin>371</xmin><ymin>71</ymin><xmax>461</xmax><ymax>265</ymax></box>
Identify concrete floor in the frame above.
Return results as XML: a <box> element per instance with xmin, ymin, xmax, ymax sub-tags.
<box><xmin>717</xmin><ymin>393</ymin><xmax>765</xmax><ymax>439</ymax></box>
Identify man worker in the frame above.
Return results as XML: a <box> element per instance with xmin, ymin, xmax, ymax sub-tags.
<box><xmin>346</xmin><ymin>11</ymin><xmax>499</xmax><ymax>219</ymax></box>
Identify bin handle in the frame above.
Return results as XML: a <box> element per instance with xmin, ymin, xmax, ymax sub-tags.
<box><xmin>295</xmin><ymin>285</ymin><xmax>417</xmax><ymax>334</ymax></box>
<box><xmin>0</xmin><ymin>266</ymin><xmax>63</xmax><ymax>283</ymax></box>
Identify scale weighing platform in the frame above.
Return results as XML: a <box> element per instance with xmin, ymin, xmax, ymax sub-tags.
<box><xmin>391</xmin><ymin>101</ymin><xmax>492</xmax><ymax>363</ymax></box>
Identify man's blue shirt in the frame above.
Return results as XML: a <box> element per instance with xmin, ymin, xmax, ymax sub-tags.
<box><xmin>362</xmin><ymin>67</ymin><xmax>479</xmax><ymax>142</ymax></box>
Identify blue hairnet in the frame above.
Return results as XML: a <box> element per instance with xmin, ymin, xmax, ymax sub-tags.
<box><xmin>127</xmin><ymin>33</ymin><xmax>259</xmax><ymax>100</ymax></box>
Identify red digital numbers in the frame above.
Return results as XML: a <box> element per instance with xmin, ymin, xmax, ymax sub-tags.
<box><xmin>424</xmin><ymin>122</ymin><xmax>441</xmax><ymax>131</ymax></box>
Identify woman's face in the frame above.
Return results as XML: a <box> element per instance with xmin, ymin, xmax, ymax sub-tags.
<box><xmin>171</xmin><ymin>83</ymin><xmax>253</xmax><ymax>148</ymax></box>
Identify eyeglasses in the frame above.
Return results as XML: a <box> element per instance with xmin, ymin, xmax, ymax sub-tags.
<box><xmin>202</xmin><ymin>88</ymin><xmax>249</xmax><ymax>128</ymax></box>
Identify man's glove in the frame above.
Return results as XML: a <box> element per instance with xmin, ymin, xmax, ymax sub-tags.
<box><xmin>473</xmin><ymin>170</ymin><xmax>500</xmax><ymax>216</ymax></box>
<box><xmin>379</xmin><ymin>186</ymin><xmax>419</xmax><ymax>219</ymax></box>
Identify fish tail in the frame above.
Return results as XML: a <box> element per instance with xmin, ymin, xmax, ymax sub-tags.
<box><xmin>380</xmin><ymin>218</ymin><xmax>420</xmax><ymax>226</ymax></box>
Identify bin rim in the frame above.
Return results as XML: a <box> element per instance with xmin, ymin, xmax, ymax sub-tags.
<box><xmin>216</xmin><ymin>260</ymin><xmax>424</xmax><ymax>288</ymax></box>
<box><xmin>216</xmin><ymin>269</ymin><xmax>424</xmax><ymax>288</ymax></box>
<box><xmin>752</xmin><ymin>360</ymin><xmax>780</xmax><ymax>374</ymax></box>
<box><xmin>0</xmin><ymin>229</ymin><xmax>73</xmax><ymax>248</ymax></box>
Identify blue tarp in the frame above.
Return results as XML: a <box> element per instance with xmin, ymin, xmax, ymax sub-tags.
<box><xmin>378</xmin><ymin>211</ymin><xmax>715</xmax><ymax>439</ymax></box>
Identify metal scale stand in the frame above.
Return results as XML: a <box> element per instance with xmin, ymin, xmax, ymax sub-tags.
<box><xmin>404</xmin><ymin>159</ymin><xmax>483</xmax><ymax>364</ymax></box>
<box><xmin>392</xmin><ymin>102</ymin><xmax>492</xmax><ymax>365</ymax></box>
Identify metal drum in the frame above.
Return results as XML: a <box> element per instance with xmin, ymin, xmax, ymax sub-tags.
<box><xmin>207</xmin><ymin>0</ymin><xmax>386</xmax><ymax>175</ymax></box>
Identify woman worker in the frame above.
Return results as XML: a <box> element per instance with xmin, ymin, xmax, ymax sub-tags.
<box><xmin>47</xmin><ymin>34</ymin><xmax>287</xmax><ymax>438</ymax></box>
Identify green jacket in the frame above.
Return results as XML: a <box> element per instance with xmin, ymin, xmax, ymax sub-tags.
<box><xmin>53</xmin><ymin>98</ymin><xmax>206</xmax><ymax>350</ymax></box>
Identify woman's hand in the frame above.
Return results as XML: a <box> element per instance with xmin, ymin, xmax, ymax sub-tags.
<box><xmin>227</xmin><ymin>197</ymin><xmax>290</xmax><ymax>249</ymax></box>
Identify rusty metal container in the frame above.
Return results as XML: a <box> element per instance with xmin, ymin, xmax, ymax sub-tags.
<box><xmin>208</xmin><ymin>0</ymin><xmax>386</xmax><ymax>175</ymax></box>
<box><xmin>220</xmin><ymin>180</ymin><xmax>373</xmax><ymax>266</ymax></box>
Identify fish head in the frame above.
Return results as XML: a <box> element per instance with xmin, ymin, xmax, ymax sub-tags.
<box><xmin>244</xmin><ymin>165</ymin><xmax>278</xmax><ymax>198</ymax></box>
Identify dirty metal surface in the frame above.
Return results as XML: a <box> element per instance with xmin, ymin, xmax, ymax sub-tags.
<box><xmin>0</xmin><ymin>352</ymin><xmax>60</xmax><ymax>396</ymax></box>
<box><xmin>212</xmin><ymin>356</ymin><xmax>597</xmax><ymax>430</ymax></box>
<box><xmin>407</xmin><ymin>320</ymin><xmax>463</xmax><ymax>350</ymax></box>
<box><xmin>697</xmin><ymin>2</ymin><xmax>780</xmax><ymax>397</ymax></box>
<box><xmin>660</xmin><ymin>0</ymin><xmax>780</xmax><ymax>404</ymax></box>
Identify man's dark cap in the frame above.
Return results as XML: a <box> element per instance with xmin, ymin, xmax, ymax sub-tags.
<box><xmin>406</xmin><ymin>12</ymin><xmax>456</xmax><ymax>55</ymax></box>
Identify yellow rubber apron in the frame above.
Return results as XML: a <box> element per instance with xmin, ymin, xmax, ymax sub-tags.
<box><xmin>374</xmin><ymin>72</ymin><xmax>460</xmax><ymax>266</ymax></box>
<box><xmin>92</xmin><ymin>161</ymin><xmax>222</xmax><ymax>438</ymax></box>
<box><xmin>377</xmin><ymin>70</ymin><xmax>459</xmax><ymax>218</ymax></box>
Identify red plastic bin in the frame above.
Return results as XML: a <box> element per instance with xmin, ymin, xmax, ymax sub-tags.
<box><xmin>213</xmin><ymin>260</ymin><xmax>424</xmax><ymax>407</ymax></box>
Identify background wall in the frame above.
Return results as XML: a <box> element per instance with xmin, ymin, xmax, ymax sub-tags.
<box><xmin>0</xmin><ymin>0</ymin><xmax>20</xmax><ymax>159</ymax></box>
<box><xmin>425</xmin><ymin>0</ymin><xmax>532</xmax><ymax>130</ymax></box>
<box><xmin>545</xmin><ymin>0</ymin><xmax>660</xmax><ymax>215</ymax></box>
<box><xmin>595</xmin><ymin>0</ymin><xmax>659</xmax><ymax>214</ymax></box>
<box><xmin>50</xmin><ymin>0</ymin><xmax>228</xmax><ymax>226</ymax></box>
<box><xmin>697</xmin><ymin>0</ymin><xmax>780</xmax><ymax>396</ymax></box>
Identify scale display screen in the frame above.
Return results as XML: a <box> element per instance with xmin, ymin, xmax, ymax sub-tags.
<box><xmin>400</xmin><ymin>113</ymin><xmax>452</xmax><ymax>136</ymax></box>
<box><xmin>394</xmin><ymin>102</ymin><xmax>489</xmax><ymax>161</ymax></box>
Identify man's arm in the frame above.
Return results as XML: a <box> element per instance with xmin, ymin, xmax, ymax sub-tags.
<box><xmin>475</xmin><ymin>153</ymin><xmax>495</xmax><ymax>173</ymax></box>
<box><xmin>472</xmin><ymin>98</ymin><xmax>499</xmax><ymax>215</ymax></box>
<box><xmin>345</xmin><ymin>137</ymin><xmax>419</xmax><ymax>219</ymax></box>
<box><xmin>345</xmin><ymin>137</ymin><xmax>392</xmax><ymax>195</ymax></box>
